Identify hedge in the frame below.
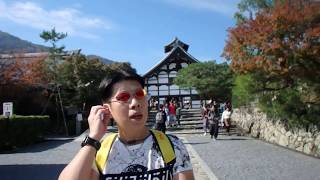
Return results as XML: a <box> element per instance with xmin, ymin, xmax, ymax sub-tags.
<box><xmin>0</xmin><ymin>115</ymin><xmax>49</xmax><ymax>151</ymax></box>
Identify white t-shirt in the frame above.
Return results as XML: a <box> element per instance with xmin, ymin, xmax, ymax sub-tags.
<box><xmin>221</xmin><ymin>110</ymin><xmax>232</xmax><ymax>123</ymax></box>
<box><xmin>222</xmin><ymin>110</ymin><xmax>231</xmax><ymax>119</ymax></box>
<box><xmin>95</xmin><ymin>134</ymin><xmax>192</xmax><ymax>180</ymax></box>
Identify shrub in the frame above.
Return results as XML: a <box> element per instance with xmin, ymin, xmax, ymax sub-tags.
<box><xmin>258</xmin><ymin>87</ymin><xmax>320</xmax><ymax>130</ymax></box>
<box><xmin>0</xmin><ymin>115</ymin><xmax>49</xmax><ymax>151</ymax></box>
<box><xmin>232</xmin><ymin>73</ymin><xmax>320</xmax><ymax>131</ymax></box>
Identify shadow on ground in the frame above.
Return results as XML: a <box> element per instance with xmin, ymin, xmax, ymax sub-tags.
<box><xmin>0</xmin><ymin>164</ymin><xmax>66</xmax><ymax>180</ymax></box>
<box><xmin>4</xmin><ymin>140</ymin><xmax>73</xmax><ymax>154</ymax></box>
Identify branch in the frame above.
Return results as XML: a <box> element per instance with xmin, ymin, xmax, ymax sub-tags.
<box><xmin>255</xmin><ymin>77</ymin><xmax>292</xmax><ymax>92</ymax></box>
<box><xmin>256</xmin><ymin>84</ymin><xmax>290</xmax><ymax>92</ymax></box>
<box><xmin>304</xmin><ymin>101</ymin><xmax>320</xmax><ymax>106</ymax></box>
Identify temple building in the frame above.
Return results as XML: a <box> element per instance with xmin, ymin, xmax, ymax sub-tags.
<box><xmin>143</xmin><ymin>38</ymin><xmax>201</xmax><ymax>108</ymax></box>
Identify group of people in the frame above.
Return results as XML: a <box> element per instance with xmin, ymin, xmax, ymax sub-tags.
<box><xmin>201</xmin><ymin>100</ymin><xmax>232</xmax><ymax>140</ymax></box>
<box><xmin>148</xmin><ymin>97</ymin><xmax>158</xmax><ymax>110</ymax></box>
<box><xmin>154</xmin><ymin>99</ymin><xmax>182</xmax><ymax>133</ymax></box>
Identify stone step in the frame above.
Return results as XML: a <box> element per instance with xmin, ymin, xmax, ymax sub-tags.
<box><xmin>145</xmin><ymin>123</ymin><xmax>203</xmax><ymax>130</ymax></box>
<box><xmin>180</xmin><ymin>116</ymin><xmax>202</xmax><ymax>120</ymax></box>
<box><xmin>148</xmin><ymin>115</ymin><xmax>202</xmax><ymax>119</ymax></box>
<box><xmin>179</xmin><ymin>122</ymin><xmax>203</xmax><ymax>126</ymax></box>
<box><xmin>181</xmin><ymin>110</ymin><xmax>201</xmax><ymax>113</ymax></box>
<box><xmin>147</xmin><ymin>108</ymin><xmax>204</xmax><ymax>130</ymax></box>
<box><xmin>148</xmin><ymin>115</ymin><xmax>202</xmax><ymax>120</ymax></box>
<box><xmin>181</xmin><ymin>108</ymin><xmax>201</xmax><ymax>111</ymax></box>
<box><xmin>147</xmin><ymin>119</ymin><xmax>202</xmax><ymax>124</ymax></box>
<box><xmin>181</xmin><ymin>116</ymin><xmax>202</xmax><ymax>119</ymax></box>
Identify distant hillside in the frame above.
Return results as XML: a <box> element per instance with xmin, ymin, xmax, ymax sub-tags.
<box><xmin>86</xmin><ymin>55</ymin><xmax>114</xmax><ymax>64</ymax></box>
<box><xmin>0</xmin><ymin>30</ymin><xmax>49</xmax><ymax>54</ymax></box>
<box><xmin>0</xmin><ymin>30</ymin><xmax>115</xmax><ymax>64</ymax></box>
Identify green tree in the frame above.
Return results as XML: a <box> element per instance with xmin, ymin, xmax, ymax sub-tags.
<box><xmin>40</xmin><ymin>28</ymin><xmax>67</xmax><ymax>83</ymax></box>
<box><xmin>57</xmin><ymin>54</ymin><xmax>137</xmax><ymax>111</ymax></box>
<box><xmin>57</xmin><ymin>55</ymin><xmax>104</xmax><ymax>107</ymax></box>
<box><xmin>108</xmin><ymin>62</ymin><xmax>137</xmax><ymax>74</ymax></box>
<box><xmin>232</xmin><ymin>74</ymin><xmax>256</xmax><ymax>108</ymax></box>
<box><xmin>40</xmin><ymin>28</ymin><xmax>69</xmax><ymax>135</ymax></box>
<box><xmin>174</xmin><ymin>61</ymin><xmax>233</xmax><ymax>101</ymax></box>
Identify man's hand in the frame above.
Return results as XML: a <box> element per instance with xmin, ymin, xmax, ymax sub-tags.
<box><xmin>87</xmin><ymin>105</ymin><xmax>111</xmax><ymax>141</ymax></box>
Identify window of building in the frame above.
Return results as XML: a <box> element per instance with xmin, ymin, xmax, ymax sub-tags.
<box><xmin>169</xmin><ymin>63</ymin><xmax>176</xmax><ymax>69</ymax></box>
<box><xmin>147</xmin><ymin>76</ymin><xmax>157</xmax><ymax>84</ymax></box>
<box><xmin>181</xmin><ymin>63</ymin><xmax>188</xmax><ymax>67</ymax></box>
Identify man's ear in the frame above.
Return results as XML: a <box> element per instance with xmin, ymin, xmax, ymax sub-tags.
<box><xmin>103</xmin><ymin>103</ymin><xmax>113</xmax><ymax>119</ymax></box>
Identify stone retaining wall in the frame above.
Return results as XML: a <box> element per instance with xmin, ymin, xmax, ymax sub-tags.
<box><xmin>232</xmin><ymin>107</ymin><xmax>320</xmax><ymax>157</ymax></box>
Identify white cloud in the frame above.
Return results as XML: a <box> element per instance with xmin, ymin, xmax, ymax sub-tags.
<box><xmin>0</xmin><ymin>1</ymin><xmax>112</xmax><ymax>39</ymax></box>
<box><xmin>162</xmin><ymin>0</ymin><xmax>238</xmax><ymax>16</ymax></box>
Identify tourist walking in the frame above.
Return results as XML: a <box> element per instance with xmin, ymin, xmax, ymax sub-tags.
<box><xmin>201</xmin><ymin>104</ymin><xmax>209</xmax><ymax>136</ymax></box>
<box><xmin>224</xmin><ymin>100</ymin><xmax>232</xmax><ymax>111</ymax></box>
<box><xmin>221</xmin><ymin>107</ymin><xmax>232</xmax><ymax>135</ymax></box>
<box><xmin>164</xmin><ymin>102</ymin><xmax>170</xmax><ymax>127</ymax></box>
<box><xmin>208</xmin><ymin>104</ymin><xmax>220</xmax><ymax>140</ymax></box>
<box><xmin>155</xmin><ymin>104</ymin><xmax>167</xmax><ymax>133</ymax></box>
<box><xmin>168</xmin><ymin>100</ymin><xmax>177</xmax><ymax>127</ymax></box>
<box><xmin>176</xmin><ymin>104</ymin><xmax>181</xmax><ymax>127</ymax></box>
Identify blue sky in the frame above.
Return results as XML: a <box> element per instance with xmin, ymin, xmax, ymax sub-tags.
<box><xmin>0</xmin><ymin>0</ymin><xmax>241</xmax><ymax>75</ymax></box>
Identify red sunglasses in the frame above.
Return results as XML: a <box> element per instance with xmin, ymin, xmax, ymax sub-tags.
<box><xmin>110</xmin><ymin>89</ymin><xmax>146</xmax><ymax>103</ymax></box>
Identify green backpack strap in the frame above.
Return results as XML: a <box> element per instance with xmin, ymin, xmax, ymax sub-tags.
<box><xmin>95</xmin><ymin>133</ymin><xmax>118</xmax><ymax>173</ymax></box>
<box><xmin>150</xmin><ymin>129</ymin><xmax>176</xmax><ymax>165</ymax></box>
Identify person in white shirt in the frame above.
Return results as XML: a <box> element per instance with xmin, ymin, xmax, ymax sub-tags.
<box><xmin>58</xmin><ymin>69</ymin><xmax>194</xmax><ymax>180</ymax></box>
<box><xmin>221</xmin><ymin>107</ymin><xmax>232</xmax><ymax>135</ymax></box>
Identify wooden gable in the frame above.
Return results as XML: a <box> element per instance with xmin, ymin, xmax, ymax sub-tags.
<box><xmin>143</xmin><ymin>38</ymin><xmax>199</xmax><ymax>78</ymax></box>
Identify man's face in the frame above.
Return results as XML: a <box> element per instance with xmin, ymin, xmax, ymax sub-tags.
<box><xmin>107</xmin><ymin>80</ymin><xmax>148</xmax><ymax>130</ymax></box>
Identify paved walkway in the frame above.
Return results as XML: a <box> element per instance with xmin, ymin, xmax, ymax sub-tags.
<box><xmin>170</xmin><ymin>129</ymin><xmax>320</xmax><ymax>180</ymax></box>
<box><xmin>0</xmin><ymin>127</ymin><xmax>319</xmax><ymax>180</ymax></box>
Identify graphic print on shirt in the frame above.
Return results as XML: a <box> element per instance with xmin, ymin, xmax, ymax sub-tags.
<box><xmin>100</xmin><ymin>134</ymin><xmax>192</xmax><ymax>180</ymax></box>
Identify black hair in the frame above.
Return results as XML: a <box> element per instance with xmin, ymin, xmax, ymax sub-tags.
<box><xmin>99</xmin><ymin>69</ymin><xmax>145</xmax><ymax>103</ymax></box>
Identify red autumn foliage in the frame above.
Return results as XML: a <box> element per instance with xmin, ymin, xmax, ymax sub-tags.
<box><xmin>223</xmin><ymin>0</ymin><xmax>320</xmax><ymax>83</ymax></box>
<box><xmin>0</xmin><ymin>53</ymin><xmax>49</xmax><ymax>86</ymax></box>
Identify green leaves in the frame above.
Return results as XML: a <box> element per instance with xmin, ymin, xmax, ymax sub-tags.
<box><xmin>39</xmin><ymin>28</ymin><xmax>138</xmax><ymax>108</ymax></box>
<box><xmin>56</xmin><ymin>55</ymin><xmax>137</xmax><ymax>107</ymax></box>
<box><xmin>40</xmin><ymin>28</ymin><xmax>67</xmax><ymax>44</ymax></box>
<box><xmin>174</xmin><ymin>61</ymin><xmax>233</xmax><ymax>101</ymax></box>
<box><xmin>40</xmin><ymin>28</ymin><xmax>68</xmax><ymax>83</ymax></box>
<box><xmin>232</xmin><ymin>74</ymin><xmax>256</xmax><ymax>108</ymax></box>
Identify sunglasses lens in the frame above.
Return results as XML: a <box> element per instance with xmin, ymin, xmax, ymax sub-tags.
<box><xmin>135</xmin><ymin>89</ymin><xmax>145</xmax><ymax>99</ymax></box>
<box><xmin>115</xmin><ymin>92</ymin><xmax>130</xmax><ymax>102</ymax></box>
<box><xmin>113</xmin><ymin>89</ymin><xmax>145</xmax><ymax>103</ymax></box>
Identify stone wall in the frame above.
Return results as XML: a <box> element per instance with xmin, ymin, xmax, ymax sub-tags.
<box><xmin>232</xmin><ymin>107</ymin><xmax>320</xmax><ymax>157</ymax></box>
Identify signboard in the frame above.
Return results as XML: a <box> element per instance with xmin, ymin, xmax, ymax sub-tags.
<box><xmin>3</xmin><ymin>102</ymin><xmax>13</xmax><ymax>117</ymax></box>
